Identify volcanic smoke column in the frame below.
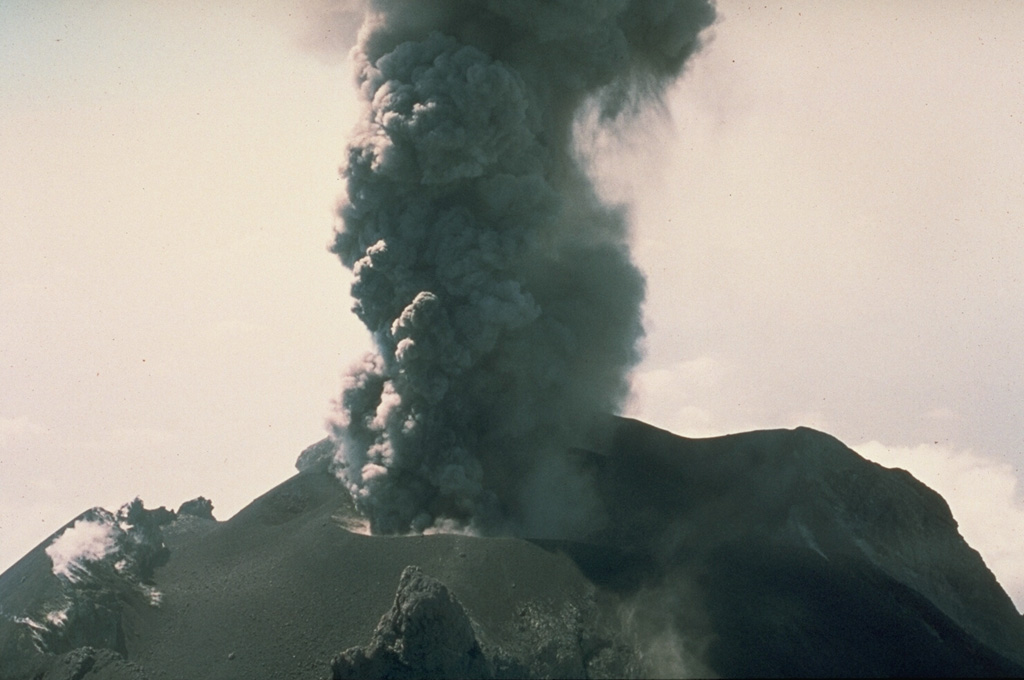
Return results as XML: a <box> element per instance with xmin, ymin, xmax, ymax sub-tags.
<box><xmin>328</xmin><ymin>0</ymin><xmax>715</xmax><ymax>534</ymax></box>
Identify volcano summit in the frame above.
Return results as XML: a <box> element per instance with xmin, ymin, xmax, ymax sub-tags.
<box><xmin>2</xmin><ymin>418</ymin><xmax>1023</xmax><ymax>678</ymax></box>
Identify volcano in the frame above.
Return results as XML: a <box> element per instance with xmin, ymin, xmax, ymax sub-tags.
<box><xmin>1</xmin><ymin>417</ymin><xmax>1022</xmax><ymax>678</ymax></box>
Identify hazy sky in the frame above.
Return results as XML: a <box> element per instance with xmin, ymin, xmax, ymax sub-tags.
<box><xmin>2</xmin><ymin>1</ymin><xmax>1023</xmax><ymax>608</ymax></box>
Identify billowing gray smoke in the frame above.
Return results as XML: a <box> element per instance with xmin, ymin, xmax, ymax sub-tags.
<box><xmin>327</xmin><ymin>0</ymin><xmax>715</xmax><ymax>535</ymax></box>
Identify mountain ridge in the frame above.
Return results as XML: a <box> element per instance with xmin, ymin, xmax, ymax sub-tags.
<box><xmin>2</xmin><ymin>417</ymin><xmax>1021</xmax><ymax>678</ymax></box>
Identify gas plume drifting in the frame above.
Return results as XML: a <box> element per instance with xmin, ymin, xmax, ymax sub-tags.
<box><xmin>325</xmin><ymin>0</ymin><xmax>715</xmax><ymax>535</ymax></box>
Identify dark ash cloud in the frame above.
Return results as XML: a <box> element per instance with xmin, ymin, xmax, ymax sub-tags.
<box><xmin>322</xmin><ymin>0</ymin><xmax>716</xmax><ymax>535</ymax></box>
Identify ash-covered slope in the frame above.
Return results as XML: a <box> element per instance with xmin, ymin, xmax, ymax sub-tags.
<box><xmin>582</xmin><ymin>419</ymin><xmax>1024</xmax><ymax>676</ymax></box>
<box><xmin>2</xmin><ymin>418</ymin><xmax>1022</xmax><ymax>679</ymax></box>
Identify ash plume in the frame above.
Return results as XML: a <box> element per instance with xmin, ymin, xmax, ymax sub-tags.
<box><xmin>325</xmin><ymin>0</ymin><xmax>715</xmax><ymax>534</ymax></box>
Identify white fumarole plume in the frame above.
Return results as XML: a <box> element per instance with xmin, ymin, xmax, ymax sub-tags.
<box><xmin>326</xmin><ymin>0</ymin><xmax>715</xmax><ymax>534</ymax></box>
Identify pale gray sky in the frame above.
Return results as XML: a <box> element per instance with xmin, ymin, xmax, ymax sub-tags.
<box><xmin>2</xmin><ymin>1</ymin><xmax>1022</xmax><ymax>607</ymax></box>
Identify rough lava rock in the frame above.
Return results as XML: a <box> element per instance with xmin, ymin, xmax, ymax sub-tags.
<box><xmin>176</xmin><ymin>497</ymin><xmax>215</xmax><ymax>521</ymax></box>
<box><xmin>39</xmin><ymin>646</ymin><xmax>148</xmax><ymax>680</ymax></box>
<box><xmin>295</xmin><ymin>438</ymin><xmax>335</xmax><ymax>476</ymax></box>
<box><xmin>330</xmin><ymin>566</ymin><xmax>492</xmax><ymax>680</ymax></box>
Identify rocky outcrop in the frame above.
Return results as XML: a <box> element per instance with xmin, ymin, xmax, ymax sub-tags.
<box><xmin>0</xmin><ymin>498</ymin><xmax>207</xmax><ymax>679</ymax></box>
<box><xmin>176</xmin><ymin>497</ymin><xmax>215</xmax><ymax>521</ymax></box>
<box><xmin>39</xmin><ymin>646</ymin><xmax>148</xmax><ymax>680</ymax></box>
<box><xmin>23</xmin><ymin>500</ymin><xmax>173</xmax><ymax>657</ymax></box>
<box><xmin>331</xmin><ymin>566</ymin><xmax>492</xmax><ymax>680</ymax></box>
<box><xmin>295</xmin><ymin>437</ymin><xmax>335</xmax><ymax>475</ymax></box>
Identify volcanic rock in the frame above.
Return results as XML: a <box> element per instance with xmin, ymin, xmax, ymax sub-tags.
<box><xmin>175</xmin><ymin>498</ymin><xmax>214</xmax><ymax>521</ymax></box>
<box><xmin>330</xmin><ymin>566</ymin><xmax>491</xmax><ymax>679</ymax></box>
<box><xmin>38</xmin><ymin>647</ymin><xmax>147</xmax><ymax>680</ymax></box>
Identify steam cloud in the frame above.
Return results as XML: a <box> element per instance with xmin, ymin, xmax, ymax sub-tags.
<box><xmin>327</xmin><ymin>0</ymin><xmax>715</xmax><ymax>534</ymax></box>
<box><xmin>44</xmin><ymin>500</ymin><xmax>172</xmax><ymax>584</ymax></box>
<box><xmin>45</xmin><ymin>516</ymin><xmax>119</xmax><ymax>583</ymax></box>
